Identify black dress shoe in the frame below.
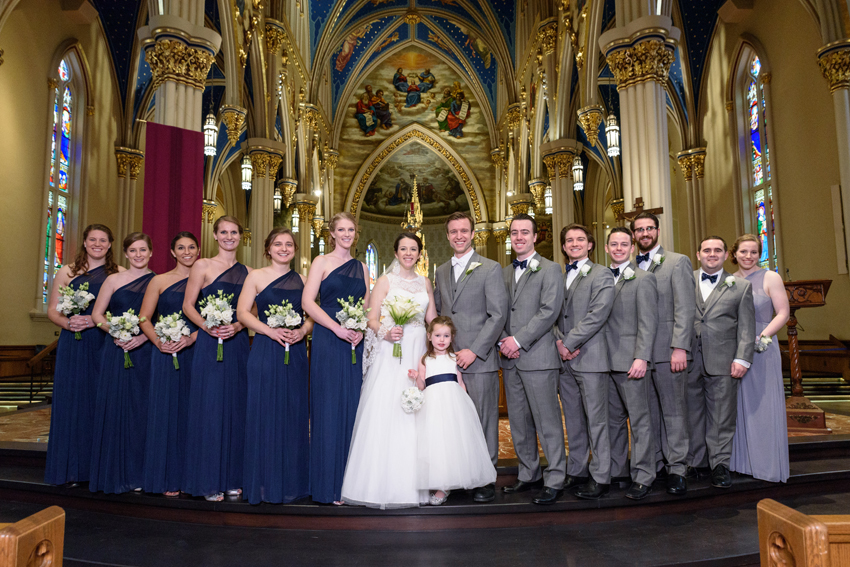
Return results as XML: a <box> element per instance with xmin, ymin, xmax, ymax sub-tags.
<box><xmin>687</xmin><ymin>466</ymin><xmax>711</xmax><ymax>479</ymax></box>
<box><xmin>711</xmin><ymin>465</ymin><xmax>732</xmax><ymax>488</ymax></box>
<box><xmin>531</xmin><ymin>486</ymin><xmax>562</xmax><ymax>505</ymax></box>
<box><xmin>562</xmin><ymin>475</ymin><xmax>589</xmax><ymax>491</ymax></box>
<box><xmin>473</xmin><ymin>484</ymin><xmax>496</xmax><ymax>503</ymax></box>
<box><xmin>666</xmin><ymin>473</ymin><xmax>687</xmax><ymax>495</ymax></box>
<box><xmin>575</xmin><ymin>479</ymin><xmax>610</xmax><ymax>500</ymax></box>
<box><xmin>625</xmin><ymin>482</ymin><xmax>652</xmax><ymax>500</ymax></box>
<box><xmin>502</xmin><ymin>478</ymin><xmax>543</xmax><ymax>494</ymax></box>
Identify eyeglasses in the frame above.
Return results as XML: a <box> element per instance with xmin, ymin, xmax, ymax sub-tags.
<box><xmin>633</xmin><ymin>226</ymin><xmax>658</xmax><ymax>234</ymax></box>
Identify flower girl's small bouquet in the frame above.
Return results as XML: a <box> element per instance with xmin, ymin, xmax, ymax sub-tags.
<box><xmin>336</xmin><ymin>296</ymin><xmax>369</xmax><ymax>364</ymax></box>
<box><xmin>99</xmin><ymin>309</ymin><xmax>146</xmax><ymax>369</ymax></box>
<box><xmin>401</xmin><ymin>384</ymin><xmax>425</xmax><ymax>414</ymax></box>
<box><xmin>199</xmin><ymin>289</ymin><xmax>235</xmax><ymax>362</ymax></box>
<box><xmin>56</xmin><ymin>282</ymin><xmax>95</xmax><ymax>340</ymax></box>
<box><xmin>155</xmin><ymin>312</ymin><xmax>191</xmax><ymax>370</ymax></box>
<box><xmin>754</xmin><ymin>335</ymin><xmax>773</xmax><ymax>353</ymax></box>
<box><xmin>265</xmin><ymin>300</ymin><xmax>302</xmax><ymax>364</ymax></box>
<box><xmin>383</xmin><ymin>295</ymin><xmax>424</xmax><ymax>361</ymax></box>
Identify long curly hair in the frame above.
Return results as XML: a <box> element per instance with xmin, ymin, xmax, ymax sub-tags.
<box><xmin>70</xmin><ymin>224</ymin><xmax>120</xmax><ymax>277</ymax></box>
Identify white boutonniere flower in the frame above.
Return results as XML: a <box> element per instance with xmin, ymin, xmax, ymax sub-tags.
<box><xmin>528</xmin><ymin>258</ymin><xmax>541</xmax><ymax>272</ymax></box>
<box><xmin>653</xmin><ymin>254</ymin><xmax>665</xmax><ymax>266</ymax></box>
<box><xmin>623</xmin><ymin>267</ymin><xmax>636</xmax><ymax>281</ymax></box>
<box><xmin>724</xmin><ymin>276</ymin><xmax>736</xmax><ymax>288</ymax></box>
<box><xmin>461</xmin><ymin>262</ymin><xmax>482</xmax><ymax>282</ymax></box>
<box><xmin>580</xmin><ymin>264</ymin><xmax>592</xmax><ymax>277</ymax></box>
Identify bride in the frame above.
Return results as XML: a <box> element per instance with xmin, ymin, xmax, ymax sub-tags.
<box><xmin>341</xmin><ymin>232</ymin><xmax>437</xmax><ymax>508</ymax></box>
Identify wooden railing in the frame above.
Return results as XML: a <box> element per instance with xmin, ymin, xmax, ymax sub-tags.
<box><xmin>758</xmin><ymin>498</ymin><xmax>850</xmax><ymax>566</ymax></box>
<box><xmin>26</xmin><ymin>341</ymin><xmax>58</xmax><ymax>369</ymax></box>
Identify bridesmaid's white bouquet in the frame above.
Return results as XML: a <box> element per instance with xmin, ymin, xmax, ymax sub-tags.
<box><xmin>99</xmin><ymin>309</ymin><xmax>146</xmax><ymax>369</ymax></box>
<box><xmin>56</xmin><ymin>282</ymin><xmax>95</xmax><ymax>340</ymax></box>
<box><xmin>265</xmin><ymin>300</ymin><xmax>302</xmax><ymax>364</ymax></box>
<box><xmin>383</xmin><ymin>295</ymin><xmax>424</xmax><ymax>361</ymax></box>
<box><xmin>755</xmin><ymin>335</ymin><xmax>773</xmax><ymax>353</ymax></box>
<box><xmin>154</xmin><ymin>312</ymin><xmax>190</xmax><ymax>370</ymax></box>
<box><xmin>199</xmin><ymin>290</ymin><xmax>235</xmax><ymax>362</ymax></box>
<box><xmin>401</xmin><ymin>386</ymin><xmax>425</xmax><ymax>414</ymax></box>
<box><xmin>336</xmin><ymin>296</ymin><xmax>369</xmax><ymax>364</ymax></box>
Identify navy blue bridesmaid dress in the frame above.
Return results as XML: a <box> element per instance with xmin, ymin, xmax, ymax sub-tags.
<box><xmin>143</xmin><ymin>278</ymin><xmax>195</xmax><ymax>494</ymax></box>
<box><xmin>243</xmin><ymin>270</ymin><xmax>310</xmax><ymax>504</ymax></box>
<box><xmin>44</xmin><ymin>265</ymin><xmax>109</xmax><ymax>485</ymax></box>
<box><xmin>310</xmin><ymin>258</ymin><xmax>366</xmax><ymax>503</ymax></box>
<box><xmin>89</xmin><ymin>272</ymin><xmax>155</xmax><ymax>494</ymax></box>
<box><xmin>183</xmin><ymin>263</ymin><xmax>249</xmax><ymax>497</ymax></box>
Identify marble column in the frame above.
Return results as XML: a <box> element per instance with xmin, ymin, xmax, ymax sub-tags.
<box><xmin>115</xmin><ymin>147</ymin><xmax>144</xmax><ymax>242</ymax></box>
<box><xmin>676</xmin><ymin>151</ymin><xmax>697</xmax><ymax>254</ymax></box>
<box><xmin>492</xmin><ymin>223</ymin><xmax>509</xmax><ymax>267</ymax></box>
<box><xmin>247</xmin><ymin>138</ymin><xmax>286</xmax><ymax>268</ymax></box>
<box><xmin>541</xmin><ymin>139</ymin><xmax>580</xmax><ymax>267</ymax></box>
<box><xmin>600</xmin><ymin>16</ymin><xmax>680</xmax><ymax>250</ymax></box>
<box><xmin>201</xmin><ymin>199</ymin><xmax>217</xmax><ymax>258</ymax></box>
<box><xmin>294</xmin><ymin>194</ymin><xmax>318</xmax><ymax>275</ymax></box>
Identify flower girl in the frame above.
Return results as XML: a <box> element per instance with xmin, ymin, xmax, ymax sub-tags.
<box><xmin>409</xmin><ymin>316</ymin><xmax>497</xmax><ymax>505</ymax></box>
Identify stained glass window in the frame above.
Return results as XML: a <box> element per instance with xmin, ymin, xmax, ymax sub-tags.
<box><xmin>366</xmin><ymin>244</ymin><xmax>378</xmax><ymax>290</ymax></box>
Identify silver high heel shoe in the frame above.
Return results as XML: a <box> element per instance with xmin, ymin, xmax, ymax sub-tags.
<box><xmin>429</xmin><ymin>490</ymin><xmax>450</xmax><ymax>506</ymax></box>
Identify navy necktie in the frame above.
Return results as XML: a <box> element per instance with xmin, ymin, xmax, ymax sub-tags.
<box><xmin>565</xmin><ymin>261</ymin><xmax>579</xmax><ymax>273</ymax></box>
<box><xmin>512</xmin><ymin>259</ymin><xmax>527</xmax><ymax>270</ymax></box>
<box><xmin>701</xmin><ymin>273</ymin><xmax>718</xmax><ymax>284</ymax></box>
<box><xmin>636</xmin><ymin>253</ymin><xmax>650</xmax><ymax>265</ymax></box>
<box><xmin>610</xmin><ymin>267</ymin><xmax>620</xmax><ymax>278</ymax></box>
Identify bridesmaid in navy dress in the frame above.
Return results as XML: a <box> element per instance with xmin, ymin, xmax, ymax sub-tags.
<box><xmin>302</xmin><ymin>212</ymin><xmax>370</xmax><ymax>504</ymax></box>
<box><xmin>89</xmin><ymin>232</ymin><xmax>155</xmax><ymax>494</ymax></box>
<box><xmin>182</xmin><ymin>216</ymin><xmax>251</xmax><ymax>501</ymax></box>
<box><xmin>139</xmin><ymin>232</ymin><xmax>200</xmax><ymax>496</ymax></box>
<box><xmin>45</xmin><ymin>224</ymin><xmax>123</xmax><ymax>487</ymax></box>
<box><xmin>238</xmin><ymin>228</ymin><xmax>313</xmax><ymax>504</ymax></box>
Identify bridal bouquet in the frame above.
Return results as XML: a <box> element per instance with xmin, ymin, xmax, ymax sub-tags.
<box><xmin>383</xmin><ymin>295</ymin><xmax>424</xmax><ymax>361</ymax></box>
<box><xmin>155</xmin><ymin>312</ymin><xmax>190</xmax><ymax>370</ymax></box>
<box><xmin>266</xmin><ymin>300</ymin><xmax>302</xmax><ymax>364</ymax></box>
<box><xmin>754</xmin><ymin>335</ymin><xmax>773</xmax><ymax>353</ymax></box>
<box><xmin>56</xmin><ymin>282</ymin><xmax>95</xmax><ymax>340</ymax></box>
<box><xmin>336</xmin><ymin>296</ymin><xmax>369</xmax><ymax>364</ymax></box>
<box><xmin>199</xmin><ymin>289</ymin><xmax>235</xmax><ymax>362</ymax></box>
<box><xmin>99</xmin><ymin>309</ymin><xmax>146</xmax><ymax>369</ymax></box>
<box><xmin>401</xmin><ymin>385</ymin><xmax>425</xmax><ymax>414</ymax></box>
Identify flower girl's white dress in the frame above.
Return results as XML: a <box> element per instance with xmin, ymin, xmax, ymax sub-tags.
<box><xmin>417</xmin><ymin>353</ymin><xmax>497</xmax><ymax>491</ymax></box>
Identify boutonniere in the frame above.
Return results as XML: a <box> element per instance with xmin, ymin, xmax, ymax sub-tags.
<box><xmin>653</xmin><ymin>254</ymin><xmax>665</xmax><ymax>266</ymax></box>
<box><xmin>461</xmin><ymin>262</ymin><xmax>482</xmax><ymax>282</ymax></box>
<box><xmin>724</xmin><ymin>275</ymin><xmax>736</xmax><ymax>288</ymax></box>
<box><xmin>528</xmin><ymin>258</ymin><xmax>541</xmax><ymax>272</ymax></box>
<box><xmin>579</xmin><ymin>264</ymin><xmax>592</xmax><ymax>277</ymax></box>
<box><xmin>623</xmin><ymin>267</ymin><xmax>636</xmax><ymax>281</ymax></box>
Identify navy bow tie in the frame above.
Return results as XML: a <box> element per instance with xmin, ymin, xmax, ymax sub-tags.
<box><xmin>701</xmin><ymin>273</ymin><xmax>718</xmax><ymax>284</ymax></box>
<box><xmin>512</xmin><ymin>259</ymin><xmax>527</xmax><ymax>270</ymax></box>
<box><xmin>636</xmin><ymin>253</ymin><xmax>650</xmax><ymax>265</ymax></box>
<box><xmin>565</xmin><ymin>261</ymin><xmax>579</xmax><ymax>273</ymax></box>
<box><xmin>610</xmin><ymin>267</ymin><xmax>620</xmax><ymax>277</ymax></box>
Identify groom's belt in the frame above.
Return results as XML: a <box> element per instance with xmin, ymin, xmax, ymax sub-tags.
<box><xmin>425</xmin><ymin>373</ymin><xmax>457</xmax><ymax>388</ymax></box>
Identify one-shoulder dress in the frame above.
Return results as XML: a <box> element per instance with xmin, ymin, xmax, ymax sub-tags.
<box><xmin>243</xmin><ymin>270</ymin><xmax>310</xmax><ymax>504</ymax></box>
<box><xmin>143</xmin><ymin>278</ymin><xmax>196</xmax><ymax>494</ymax></box>
<box><xmin>183</xmin><ymin>263</ymin><xmax>249</xmax><ymax>496</ymax></box>
<box><xmin>309</xmin><ymin>258</ymin><xmax>366</xmax><ymax>503</ymax></box>
<box><xmin>44</xmin><ymin>265</ymin><xmax>109</xmax><ymax>485</ymax></box>
<box><xmin>89</xmin><ymin>272</ymin><xmax>155</xmax><ymax>494</ymax></box>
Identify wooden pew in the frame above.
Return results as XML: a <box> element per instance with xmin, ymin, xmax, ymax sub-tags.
<box><xmin>0</xmin><ymin>506</ymin><xmax>65</xmax><ymax>567</ymax></box>
<box><xmin>758</xmin><ymin>498</ymin><xmax>850</xmax><ymax>566</ymax></box>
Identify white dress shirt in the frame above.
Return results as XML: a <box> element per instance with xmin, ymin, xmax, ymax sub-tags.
<box><xmin>565</xmin><ymin>257</ymin><xmax>590</xmax><ymax>290</ymax></box>
<box><xmin>698</xmin><ymin>269</ymin><xmax>750</xmax><ymax>369</ymax></box>
<box><xmin>610</xmin><ymin>260</ymin><xmax>630</xmax><ymax>283</ymax></box>
<box><xmin>451</xmin><ymin>248</ymin><xmax>475</xmax><ymax>282</ymax></box>
<box><xmin>514</xmin><ymin>253</ymin><xmax>535</xmax><ymax>283</ymax></box>
<box><xmin>637</xmin><ymin>244</ymin><xmax>661</xmax><ymax>271</ymax></box>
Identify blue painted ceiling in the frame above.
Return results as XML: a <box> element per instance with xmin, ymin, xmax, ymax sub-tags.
<box><xmin>91</xmin><ymin>0</ymin><xmax>142</xmax><ymax>106</ymax></box>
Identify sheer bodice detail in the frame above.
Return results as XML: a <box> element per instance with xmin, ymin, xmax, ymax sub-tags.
<box><xmin>378</xmin><ymin>273</ymin><xmax>428</xmax><ymax>329</ymax></box>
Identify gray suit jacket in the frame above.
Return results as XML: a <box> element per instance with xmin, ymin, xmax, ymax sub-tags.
<box><xmin>555</xmin><ymin>259</ymin><xmax>615</xmax><ymax>373</ymax></box>
<box><xmin>604</xmin><ymin>262</ymin><xmax>659</xmax><ymax>373</ymax></box>
<box><xmin>499</xmin><ymin>253</ymin><xmax>564</xmax><ymax>372</ymax></box>
<box><xmin>434</xmin><ymin>252</ymin><xmax>507</xmax><ymax>373</ymax></box>
<box><xmin>691</xmin><ymin>269</ymin><xmax>756</xmax><ymax>376</ymax></box>
<box><xmin>644</xmin><ymin>247</ymin><xmax>696</xmax><ymax>363</ymax></box>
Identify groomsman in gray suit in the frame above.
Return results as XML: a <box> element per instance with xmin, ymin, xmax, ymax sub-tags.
<box><xmin>554</xmin><ymin>224</ymin><xmax>615</xmax><ymax>500</ymax></box>
<box><xmin>434</xmin><ymin>211</ymin><xmax>508</xmax><ymax>503</ymax></box>
<box><xmin>499</xmin><ymin>213</ymin><xmax>566</xmax><ymax>505</ymax></box>
<box><xmin>687</xmin><ymin>236</ymin><xmax>755</xmax><ymax>489</ymax></box>
<box><xmin>604</xmin><ymin>227</ymin><xmax>658</xmax><ymax>500</ymax></box>
<box><xmin>633</xmin><ymin>211</ymin><xmax>695</xmax><ymax>495</ymax></box>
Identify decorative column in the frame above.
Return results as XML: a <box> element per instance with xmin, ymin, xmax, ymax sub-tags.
<box><xmin>246</xmin><ymin>138</ymin><xmax>287</xmax><ymax>267</ymax></box>
<box><xmin>473</xmin><ymin>223</ymin><xmax>492</xmax><ymax>258</ymax></box>
<box><xmin>492</xmin><ymin>222</ymin><xmax>509</xmax><ymax>267</ymax></box>
<box><xmin>202</xmin><ymin>199</ymin><xmax>217</xmax><ymax>258</ymax></box>
<box><xmin>528</xmin><ymin>178</ymin><xmax>546</xmax><ymax>214</ymax></box>
<box><xmin>676</xmin><ymin>151</ymin><xmax>697</xmax><ymax>254</ymax></box>
<box><xmin>115</xmin><ymin>147</ymin><xmax>144</xmax><ymax>240</ymax></box>
<box><xmin>220</xmin><ymin>105</ymin><xmax>247</xmax><ymax>147</ymax></box>
<box><xmin>508</xmin><ymin>194</ymin><xmax>534</xmax><ymax>216</ymax></box>
<box><xmin>541</xmin><ymin>139</ymin><xmax>580</xmax><ymax>267</ymax></box>
<box><xmin>324</xmin><ymin>145</ymin><xmax>340</xmax><ymax>222</ymax></box>
<box><xmin>600</xmin><ymin>16</ymin><xmax>680</xmax><ymax>250</ymax></box>
<box><xmin>491</xmin><ymin>147</ymin><xmax>506</xmax><ymax>218</ymax></box>
<box><xmin>294</xmin><ymin>194</ymin><xmax>318</xmax><ymax>275</ymax></box>
<box><xmin>818</xmin><ymin>39</ymin><xmax>850</xmax><ymax>262</ymax></box>
<box><xmin>279</xmin><ymin>177</ymin><xmax>298</xmax><ymax>209</ymax></box>
<box><xmin>691</xmin><ymin>150</ymin><xmax>707</xmax><ymax>243</ymax></box>
<box><xmin>577</xmin><ymin>105</ymin><xmax>604</xmax><ymax>148</ymax></box>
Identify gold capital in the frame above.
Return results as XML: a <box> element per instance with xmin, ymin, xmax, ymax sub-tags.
<box><xmin>528</xmin><ymin>179</ymin><xmax>546</xmax><ymax>209</ymax></box>
<box><xmin>267</xmin><ymin>154</ymin><xmax>283</xmax><ymax>178</ymax></box>
<box><xmin>538</xmin><ymin>22</ymin><xmax>558</xmax><ymax>55</ymax></box>
<box><xmin>610</xmin><ymin>198</ymin><xmax>625</xmax><ymax>218</ymax></box>
<box><xmin>202</xmin><ymin>200</ymin><xmax>217</xmax><ymax>224</ymax></box>
<box><xmin>606</xmin><ymin>40</ymin><xmax>675</xmax><ymax>90</ymax></box>
<box><xmin>265</xmin><ymin>24</ymin><xmax>285</xmax><ymax>55</ymax></box>
<box><xmin>677</xmin><ymin>155</ymin><xmax>693</xmax><ymax>181</ymax></box>
<box><xmin>577</xmin><ymin>105</ymin><xmax>604</xmax><ymax>147</ymax></box>
<box><xmin>115</xmin><ymin>148</ymin><xmax>144</xmax><ymax>180</ymax></box>
<box><xmin>492</xmin><ymin>227</ymin><xmax>508</xmax><ymax>244</ymax></box>
<box><xmin>296</xmin><ymin>201</ymin><xmax>316</xmax><ymax>225</ymax></box>
<box><xmin>279</xmin><ymin>178</ymin><xmax>298</xmax><ymax>207</ymax></box>
<box><xmin>506</xmin><ymin>104</ymin><xmax>523</xmax><ymax>130</ymax></box>
<box><xmin>250</xmin><ymin>153</ymin><xmax>270</xmax><ymax>178</ymax></box>
<box><xmin>691</xmin><ymin>153</ymin><xmax>705</xmax><ymax>179</ymax></box>
<box><xmin>473</xmin><ymin>229</ymin><xmax>491</xmax><ymax>248</ymax></box>
<box><xmin>404</xmin><ymin>11</ymin><xmax>421</xmax><ymax>25</ymax></box>
<box><xmin>145</xmin><ymin>39</ymin><xmax>215</xmax><ymax>91</ymax></box>
<box><xmin>220</xmin><ymin>105</ymin><xmax>247</xmax><ymax>146</ymax></box>
<box><xmin>818</xmin><ymin>48</ymin><xmax>850</xmax><ymax>94</ymax></box>
<box><xmin>242</xmin><ymin>228</ymin><xmax>252</xmax><ymax>246</ymax></box>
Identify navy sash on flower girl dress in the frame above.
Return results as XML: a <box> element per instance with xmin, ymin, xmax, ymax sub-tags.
<box><xmin>425</xmin><ymin>373</ymin><xmax>458</xmax><ymax>388</ymax></box>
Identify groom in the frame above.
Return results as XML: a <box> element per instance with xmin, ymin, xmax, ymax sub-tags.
<box><xmin>434</xmin><ymin>211</ymin><xmax>507</xmax><ymax>503</ymax></box>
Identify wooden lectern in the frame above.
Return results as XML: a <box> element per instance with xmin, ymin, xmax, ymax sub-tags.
<box><xmin>784</xmin><ymin>279</ymin><xmax>833</xmax><ymax>435</ymax></box>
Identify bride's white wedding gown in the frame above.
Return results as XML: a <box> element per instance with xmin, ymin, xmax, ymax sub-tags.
<box><xmin>340</xmin><ymin>273</ymin><xmax>430</xmax><ymax>508</ymax></box>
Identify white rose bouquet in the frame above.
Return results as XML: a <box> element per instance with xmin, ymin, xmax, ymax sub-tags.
<box><xmin>265</xmin><ymin>300</ymin><xmax>302</xmax><ymax>364</ymax></box>
<box><xmin>56</xmin><ymin>282</ymin><xmax>96</xmax><ymax>340</ymax></box>
<box><xmin>401</xmin><ymin>385</ymin><xmax>425</xmax><ymax>414</ymax></box>
<box><xmin>336</xmin><ymin>295</ymin><xmax>369</xmax><ymax>364</ymax></box>
<box><xmin>755</xmin><ymin>335</ymin><xmax>773</xmax><ymax>353</ymax></box>
<box><xmin>198</xmin><ymin>289</ymin><xmax>235</xmax><ymax>362</ymax></box>
<box><xmin>99</xmin><ymin>309</ymin><xmax>146</xmax><ymax>369</ymax></box>
<box><xmin>154</xmin><ymin>311</ymin><xmax>191</xmax><ymax>370</ymax></box>
<box><xmin>383</xmin><ymin>295</ymin><xmax>424</xmax><ymax>361</ymax></box>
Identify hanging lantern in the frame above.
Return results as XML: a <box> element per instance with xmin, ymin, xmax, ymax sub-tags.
<box><xmin>605</xmin><ymin>114</ymin><xmax>620</xmax><ymax>157</ymax></box>
<box><xmin>505</xmin><ymin>215</ymin><xmax>513</xmax><ymax>254</ymax></box>
<box><xmin>572</xmin><ymin>155</ymin><xmax>584</xmax><ymax>191</ymax></box>
<box><xmin>241</xmin><ymin>156</ymin><xmax>253</xmax><ymax>191</ymax></box>
<box><xmin>291</xmin><ymin>207</ymin><xmax>300</xmax><ymax>233</ymax></box>
<box><xmin>273</xmin><ymin>187</ymin><xmax>282</xmax><ymax>213</ymax></box>
<box><xmin>203</xmin><ymin>112</ymin><xmax>218</xmax><ymax>156</ymax></box>
<box><xmin>319</xmin><ymin>236</ymin><xmax>325</xmax><ymax>255</ymax></box>
<box><xmin>310</xmin><ymin>227</ymin><xmax>315</xmax><ymax>247</ymax></box>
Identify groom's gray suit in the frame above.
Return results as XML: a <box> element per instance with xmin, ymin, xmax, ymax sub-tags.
<box><xmin>500</xmin><ymin>253</ymin><xmax>566</xmax><ymax>489</ymax></box>
<box><xmin>434</xmin><ymin>251</ymin><xmax>507</xmax><ymax>465</ymax></box>
<box><xmin>687</xmin><ymin>269</ymin><xmax>755</xmax><ymax>470</ymax></box>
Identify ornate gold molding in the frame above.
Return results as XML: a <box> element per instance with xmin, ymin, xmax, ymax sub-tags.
<box><xmin>538</xmin><ymin>22</ymin><xmax>558</xmax><ymax>55</ymax></box>
<box><xmin>86</xmin><ymin>105</ymin><xmax>95</xmax><ymax>116</ymax></box>
<box><xmin>242</xmin><ymin>228</ymin><xmax>252</xmax><ymax>246</ymax></box>
<box><xmin>348</xmin><ymin>129</ymin><xmax>483</xmax><ymax>222</ymax></box>
<box><xmin>250</xmin><ymin>153</ymin><xmax>270</xmax><ymax>178</ymax></box>
<box><xmin>760</xmin><ymin>72</ymin><xmax>771</xmax><ymax>85</ymax></box>
<box><xmin>265</xmin><ymin>24</ymin><xmax>285</xmax><ymax>55</ymax></box>
<box><xmin>473</xmin><ymin>229</ymin><xmax>491</xmax><ymax>248</ymax></box>
<box><xmin>490</xmin><ymin>148</ymin><xmax>504</xmax><ymax>168</ymax></box>
<box><xmin>296</xmin><ymin>201</ymin><xmax>317</xmax><ymax>226</ymax></box>
<box><xmin>506</xmin><ymin>104</ymin><xmax>523</xmax><ymax>130</ymax></box>
<box><xmin>509</xmin><ymin>199</ymin><xmax>532</xmax><ymax>216</ymax></box>
<box><xmin>543</xmin><ymin>150</ymin><xmax>574</xmax><ymax>180</ymax></box>
<box><xmin>202</xmin><ymin>200</ymin><xmax>217</xmax><ymax>224</ymax></box>
<box><xmin>324</xmin><ymin>144</ymin><xmax>340</xmax><ymax>169</ymax></box>
<box><xmin>115</xmin><ymin>148</ymin><xmax>144</xmax><ymax>180</ymax></box>
<box><xmin>301</xmin><ymin>104</ymin><xmax>321</xmax><ymax>131</ymax></box>
<box><xmin>528</xmin><ymin>178</ymin><xmax>546</xmax><ymax>209</ymax></box>
<box><xmin>691</xmin><ymin>153</ymin><xmax>705</xmax><ymax>179</ymax></box>
<box><xmin>48</xmin><ymin>78</ymin><xmax>58</xmax><ymax>89</ymax></box>
<box><xmin>492</xmin><ymin>227</ymin><xmax>508</xmax><ymax>244</ymax></box>
<box><xmin>404</xmin><ymin>11</ymin><xmax>421</xmax><ymax>25</ymax></box>
<box><xmin>577</xmin><ymin>105</ymin><xmax>604</xmax><ymax>147</ymax></box>
<box><xmin>818</xmin><ymin>47</ymin><xmax>850</xmax><ymax>93</ymax></box>
<box><xmin>725</xmin><ymin>100</ymin><xmax>734</xmax><ymax>112</ymax></box>
<box><xmin>279</xmin><ymin>178</ymin><xmax>298</xmax><ymax>207</ymax></box>
<box><xmin>220</xmin><ymin>105</ymin><xmax>247</xmax><ymax>146</ymax></box>
<box><xmin>677</xmin><ymin>155</ymin><xmax>693</xmax><ymax>181</ymax></box>
<box><xmin>606</xmin><ymin>40</ymin><xmax>674</xmax><ymax>90</ymax></box>
<box><xmin>610</xmin><ymin>198</ymin><xmax>625</xmax><ymax>218</ymax></box>
<box><xmin>267</xmin><ymin>154</ymin><xmax>283</xmax><ymax>178</ymax></box>
<box><xmin>145</xmin><ymin>39</ymin><xmax>215</xmax><ymax>91</ymax></box>
<box><xmin>311</xmin><ymin>215</ymin><xmax>324</xmax><ymax>236</ymax></box>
